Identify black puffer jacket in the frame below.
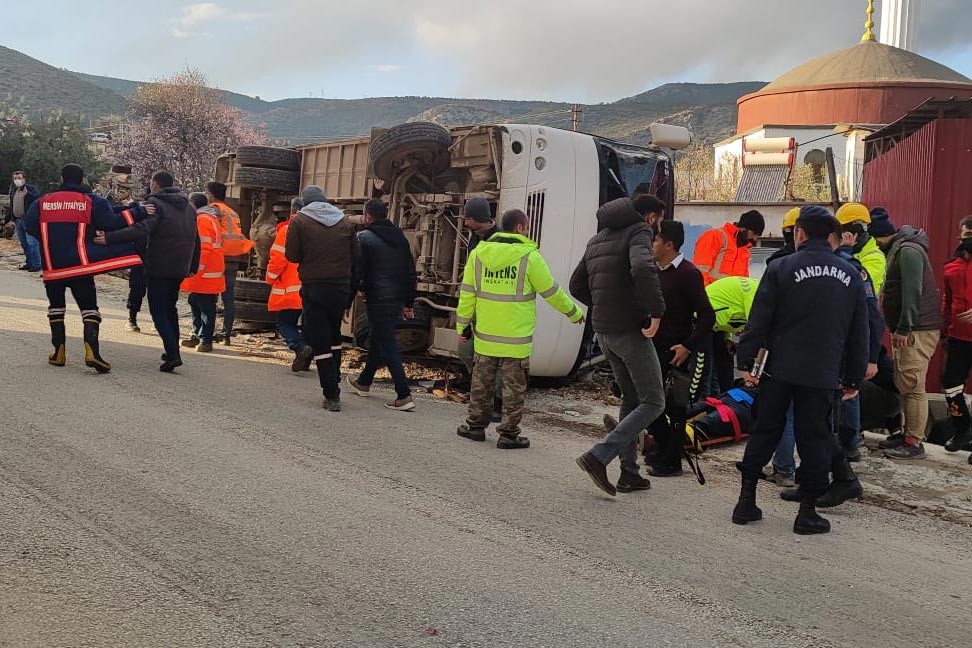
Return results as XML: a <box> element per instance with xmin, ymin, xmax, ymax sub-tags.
<box><xmin>568</xmin><ymin>198</ymin><xmax>665</xmax><ymax>334</ymax></box>
<box><xmin>357</xmin><ymin>220</ymin><xmax>417</xmax><ymax>307</ymax></box>
<box><xmin>105</xmin><ymin>187</ymin><xmax>199</xmax><ymax>279</ymax></box>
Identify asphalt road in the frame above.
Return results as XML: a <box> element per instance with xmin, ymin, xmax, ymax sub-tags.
<box><xmin>1</xmin><ymin>267</ymin><xmax>970</xmax><ymax>648</ymax></box>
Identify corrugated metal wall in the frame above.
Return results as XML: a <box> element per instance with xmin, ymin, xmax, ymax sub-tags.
<box><xmin>863</xmin><ymin>118</ymin><xmax>972</xmax><ymax>390</ymax></box>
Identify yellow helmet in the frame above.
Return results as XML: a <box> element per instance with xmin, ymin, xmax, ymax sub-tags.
<box><xmin>836</xmin><ymin>202</ymin><xmax>870</xmax><ymax>225</ymax></box>
<box><xmin>782</xmin><ymin>207</ymin><xmax>800</xmax><ymax>230</ymax></box>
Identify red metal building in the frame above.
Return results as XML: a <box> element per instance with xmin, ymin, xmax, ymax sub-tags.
<box><xmin>862</xmin><ymin>98</ymin><xmax>972</xmax><ymax>389</ymax></box>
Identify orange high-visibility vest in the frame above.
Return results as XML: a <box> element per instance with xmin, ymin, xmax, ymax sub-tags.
<box><xmin>265</xmin><ymin>217</ymin><xmax>302</xmax><ymax>311</ymax></box>
<box><xmin>692</xmin><ymin>222</ymin><xmax>751</xmax><ymax>286</ymax></box>
<box><xmin>181</xmin><ymin>210</ymin><xmax>226</xmax><ymax>294</ymax></box>
<box><xmin>210</xmin><ymin>200</ymin><xmax>254</xmax><ymax>258</ymax></box>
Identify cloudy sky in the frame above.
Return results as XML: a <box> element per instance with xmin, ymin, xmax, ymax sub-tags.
<box><xmin>6</xmin><ymin>0</ymin><xmax>972</xmax><ymax>102</ymax></box>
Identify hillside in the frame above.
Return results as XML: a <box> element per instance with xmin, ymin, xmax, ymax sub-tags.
<box><xmin>0</xmin><ymin>46</ymin><xmax>125</xmax><ymax>120</ymax></box>
<box><xmin>1</xmin><ymin>45</ymin><xmax>765</xmax><ymax>146</ymax></box>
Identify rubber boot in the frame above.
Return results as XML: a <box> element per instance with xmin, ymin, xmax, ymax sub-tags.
<box><xmin>816</xmin><ymin>457</ymin><xmax>863</xmax><ymax>508</ymax></box>
<box><xmin>82</xmin><ymin>316</ymin><xmax>111</xmax><ymax>374</ymax></box>
<box><xmin>48</xmin><ymin>309</ymin><xmax>66</xmax><ymax>366</ymax></box>
<box><xmin>944</xmin><ymin>390</ymin><xmax>972</xmax><ymax>452</ymax></box>
<box><xmin>731</xmin><ymin>475</ymin><xmax>763</xmax><ymax>525</ymax></box>
<box><xmin>793</xmin><ymin>491</ymin><xmax>831</xmax><ymax>535</ymax></box>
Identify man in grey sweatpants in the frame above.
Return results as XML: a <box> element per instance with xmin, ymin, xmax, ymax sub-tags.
<box><xmin>569</xmin><ymin>194</ymin><xmax>667</xmax><ymax>496</ymax></box>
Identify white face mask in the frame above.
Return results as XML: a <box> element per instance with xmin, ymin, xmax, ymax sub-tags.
<box><xmin>13</xmin><ymin>178</ymin><xmax>25</xmax><ymax>188</ymax></box>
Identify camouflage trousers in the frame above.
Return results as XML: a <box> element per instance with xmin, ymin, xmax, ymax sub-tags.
<box><xmin>467</xmin><ymin>354</ymin><xmax>529</xmax><ymax>437</ymax></box>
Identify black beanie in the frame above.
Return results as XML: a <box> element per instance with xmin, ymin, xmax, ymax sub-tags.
<box><xmin>868</xmin><ymin>207</ymin><xmax>896</xmax><ymax>238</ymax></box>
<box><xmin>738</xmin><ymin>210</ymin><xmax>765</xmax><ymax>235</ymax></box>
<box><xmin>464</xmin><ymin>197</ymin><xmax>492</xmax><ymax>223</ymax></box>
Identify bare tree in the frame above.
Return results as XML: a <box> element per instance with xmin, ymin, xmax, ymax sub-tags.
<box><xmin>675</xmin><ymin>147</ymin><xmax>740</xmax><ymax>201</ymax></box>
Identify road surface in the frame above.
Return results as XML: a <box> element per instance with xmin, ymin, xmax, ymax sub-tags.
<box><xmin>0</xmin><ymin>267</ymin><xmax>969</xmax><ymax>648</ymax></box>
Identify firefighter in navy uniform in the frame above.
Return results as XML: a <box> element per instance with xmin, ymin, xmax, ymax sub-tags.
<box><xmin>731</xmin><ymin>206</ymin><xmax>868</xmax><ymax>535</ymax></box>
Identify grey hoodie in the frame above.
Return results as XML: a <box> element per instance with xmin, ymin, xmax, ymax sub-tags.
<box><xmin>300</xmin><ymin>201</ymin><xmax>345</xmax><ymax>227</ymax></box>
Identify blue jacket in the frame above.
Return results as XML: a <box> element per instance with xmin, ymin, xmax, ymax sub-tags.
<box><xmin>7</xmin><ymin>184</ymin><xmax>39</xmax><ymax>221</ymax></box>
<box><xmin>838</xmin><ymin>245</ymin><xmax>885</xmax><ymax>364</ymax></box>
<box><xmin>737</xmin><ymin>239</ymin><xmax>868</xmax><ymax>390</ymax></box>
<box><xmin>23</xmin><ymin>183</ymin><xmax>143</xmax><ymax>282</ymax></box>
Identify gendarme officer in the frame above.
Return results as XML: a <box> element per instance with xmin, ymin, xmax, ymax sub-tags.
<box><xmin>731</xmin><ymin>205</ymin><xmax>868</xmax><ymax>535</ymax></box>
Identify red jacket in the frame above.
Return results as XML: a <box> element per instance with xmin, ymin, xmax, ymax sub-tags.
<box><xmin>942</xmin><ymin>255</ymin><xmax>972</xmax><ymax>341</ymax></box>
<box><xmin>692</xmin><ymin>222</ymin><xmax>751</xmax><ymax>286</ymax></box>
<box><xmin>265</xmin><ymin>217</ymin><xmax>302</xmax><ymax>311</ymax></box>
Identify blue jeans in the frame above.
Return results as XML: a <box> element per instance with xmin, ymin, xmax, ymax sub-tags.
<box><xmin>836</xmin><ymin>395</ymin><xmax>862</xmax><ymax>453</ymax></box>
<box><xmin>357</xmin><ymin>303</ymin><xmax>411</xmax><ymax>399</ymax></box>
<box><xmin>590</xmin><ymin>330</ymin><xmax>666</xmax><ymax>475</ymax></box>
<box><xmin>14</xmin><ymin>219</ymin><xmax>42</xmax><ymax>270</ymax></box>
<box><xmin>276</xmin><ymin>309</ymin><xmax>304</xmax><ymax>351</ymax></box>
<box><xmin>188</xmin><ymin>293</ymin><xmax>218</xmax><ymax>343</ymax></box>
<box><xmin>147</xmin><ymin>277</ymin><xmax>182</xmax><ymax>358</ymax></box>
<box><xmin>772</xmin><ymin>405</ymin><xmax>796</xmax><ymax>477</ymax></box>
<box><xmin>221</xmin><ymin>262</ymin><xmax>239</xmax><ymax>336</ymax></box>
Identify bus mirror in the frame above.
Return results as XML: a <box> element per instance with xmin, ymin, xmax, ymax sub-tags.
<box><xmin>649</xmin><ymin>123</ymin><xmax>692</xmax><ymax>151</ymax></box>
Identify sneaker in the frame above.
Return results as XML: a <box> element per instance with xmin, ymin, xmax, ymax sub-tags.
<box><xmin>346</xmin><ymin>375</ymin><xmax>371</xmax><ymax>397</ymax></box>
<box><xmin>322</xmin><ymin>398</ymin><xmax>341</xmax><ymax>412</ymax></box>
<box><xmin>223</xmin><ymin>334</ymin><xmax>233</xmax><ymax>346</ymax></box>
<box><xmin>617</xmin><ymin>471</ymin><xmax>651</xmax><ymax>492</ymax></box>
<box><xmin>385</xmin><ymin>397</ymin><xmax>415</xmax><ymax>412</ymax></box>
<box><xmin>878</xmin><ymin>433</ymin><xmax>906</xmax><ymax>450</ymax></box>
<box><xmin>126</xmin><ymin>321</ymin><xmax>140</xmax><ymax>333</ymax></box>
<box><xmin>766</xmin><ymin>471</ymin><xmax>796</xmax><ymax>488</ymax></box>
<box><xmin>181</xmin><ymin>336</ymin><xmax>200</xmax><ymax>348</ymax></box>
<box><xmin>575</xmin><ymin>451</ymin><xmax>616</xmax><ymax>497</ymax></box>
<box><xmin>945</xmin><ymin>429</ymin><xmax>972</xmax><ymax>453</ymax></box>
<box><xmin>17</xmin><ymin>264</ymin><xmax>30</xmax><ymax>271</ymax></box>
<box><xmin>497</xmin><ymin>435</ymin><xmax>530</xmax><ymax>449</ymax></box>
<box><xmin>159</xmin><ymin>356</ymin><xmax>183</xmax><ymax>372</ymax></box>
<box><xmin>457</xmin><ymin>424</ymin><xmax>486</xmax><ymax>442</ymax></box>
<box><xmin>884</xmin><ymin>441</ymin><xmax>925</xmax><ymax>460</ymax></box>
<box><xmin>196</xmin><ymin>342</ymin><xmax>213</xmax><ymax>353</ymax></box>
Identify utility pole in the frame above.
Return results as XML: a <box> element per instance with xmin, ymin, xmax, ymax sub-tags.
<box><xmin>571</xmin><ymin>104</ymin><xmax>582</xmax><ymax>131</ymax></box>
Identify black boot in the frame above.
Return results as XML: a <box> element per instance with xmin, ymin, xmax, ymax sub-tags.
<box><xmin>82</xmin><ymin>315</ymin><xmax>111</xmax><ymax>374</ymax></box>
<box><xmin>48</xmin><ymin>308</ymin><xmax>66</xmax><ymax>367</ymax></box>
<box><xmin>793</xmin><ymin>490</ymin><xmax>831</xmax><ymax>535</ymax></box>
<box><xmin>816</xmin><ymin>457</ymin><xmax>863</xmax><ymax>508</ymax></box>
<box><xmin>732</xmin><ymin>475</ymin><xmax>763</xmax><ymax>525</ymax></box>
<box><xmin>944</xmin><ymin>390</ymin><xmax>972</xmax><ymax>452</ymax></box>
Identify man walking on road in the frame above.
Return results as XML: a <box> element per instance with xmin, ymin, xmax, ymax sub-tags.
<box><xmin>646</xmin><ymin>219</ymin><xmax>714</xmax><ymax>476</ymax></box>
<box><xmin>266</xmin><ymin>197</ymin><xmax>313</xmax><ymax>372</ymax></box>
<box><xmin>869</xmin><ymin>210</ymin><xmax>942</xmax><ymax>460</ymax></box>
<box><xmin>180</xmin><ymin>193</ymin><xmax>226</xmax><ymax>354</ymax></box>
<box><xmin>571</xmin><ymin>195</ymin><xmax>667</xmax><ymax>496</ymax></box>
<box><xmin>347</xmin><ymin>199</ymin><xmax>418</xmax><ymax>412</ymax></box>
<box><xmin>24</xmin><ymin>164</ymin><xmax>144</xmax><ymax>372</ymax></box>
<box><xmin>98</xmin><ymin>171</ymin><xmax>200</xmax><ymax>372</ymax></box>
<box><xmin>285</xmin><ymin>185</ymin><xmax>359</xmax><ymax>412</ymax></box>
<box><xmin>207</xmin><ymin>182</ymin><xmax>254</xmax><ymax>345</ymax></box>
<box><xmin>456</xmin><ymin>208</ymin><xmax>583</xmax><ymax>448</ymax></box>
<box><xmin>8</xmin><ymin>171</ymin><xmax>41</xmax><ymax>272</ymax></box>
<box><xmin>732</xmin><ymin>206</ymin><xmax>868</xmax><ymax>535</ymax></box>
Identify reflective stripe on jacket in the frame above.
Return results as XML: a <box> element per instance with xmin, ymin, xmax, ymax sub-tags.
<box><xmin>211</xmin><ymin>200</ymin><xmax>254</xmax><ymax>257</ymax></box>
<box><xmin>456</xmin><ymin>233</ymin><xmax>583</xmax><ymax>359</ymax></box>
<box><xmin>855</xmin><ymin>236</ymin><xmax>887</xmax><ymax>297</ymax></box>
<box><xmin>706</xmin><ymin>276</ymin><xmax>759</xmax><ymax>335</ymax></box>
<box><xmin>265</xmin><ymin>218</ymin><xmax>302</xmax><ymax>311</ymax></box>
<box><xmin>181</xmin><ymin>210</ymin><xmax>226</xmax><ymax>294</ymax></box>
<box><xmin>692</xmin><ymin>222</ymin><xmax>750</xmax><ymax>285</ymax></box>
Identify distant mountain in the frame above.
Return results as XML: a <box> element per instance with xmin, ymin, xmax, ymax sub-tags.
<box><xmin>1</xmin><ymin>45</ymin><xmax>766</xmax><ymax>147</ymax></box>
<box><xmin>0</xmin><ymin>45</ymin><xmax>125</xmax><ymax>120</ymax></box>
